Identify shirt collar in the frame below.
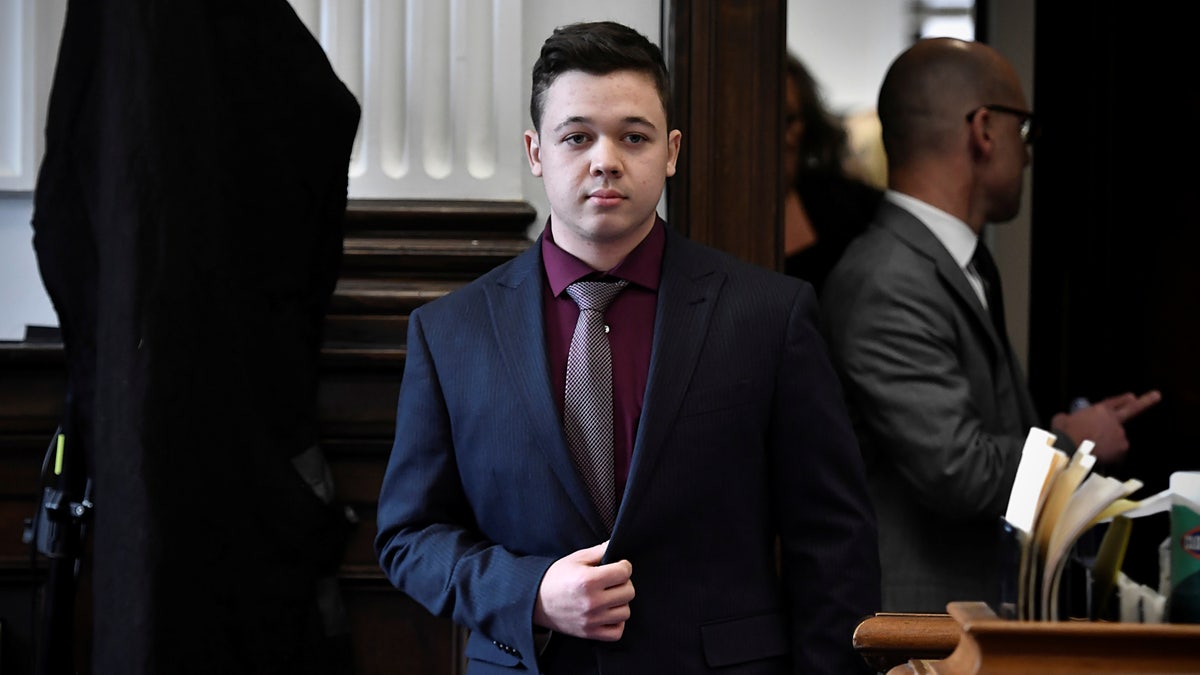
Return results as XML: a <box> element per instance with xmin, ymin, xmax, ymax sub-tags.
<box><xmin>885</xmin><ymin>190</ymin><xmax>978</xmax><ymax>269</ymax></box>
<box><xmin>542</xmin><ymin>218</ymin><xmax>665</xmax><ymax>297</ymax></box>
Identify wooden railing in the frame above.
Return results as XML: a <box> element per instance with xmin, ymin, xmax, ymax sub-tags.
<box><xmin>854</xmin><ymin>602</ymin><xmax>1200</xmax><ymax>674</ymax></box>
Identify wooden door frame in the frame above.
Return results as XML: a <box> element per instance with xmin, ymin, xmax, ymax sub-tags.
<box><xmin>664</xmin><ymin>0</ymin><xmax>787</xmax><ymax>271</ymax></box>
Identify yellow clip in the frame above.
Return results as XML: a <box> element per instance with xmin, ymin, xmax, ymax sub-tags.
<box><xmin>54</xmin><ymin>433</ymin><xmax>65</xmax><ymax>475</ymax></box>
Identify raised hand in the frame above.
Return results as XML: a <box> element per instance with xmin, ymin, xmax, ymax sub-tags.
<box><xmin>1051</xmin><ymin>390</ymin><xmax>1162</xmax><ymax>463</ymax></box>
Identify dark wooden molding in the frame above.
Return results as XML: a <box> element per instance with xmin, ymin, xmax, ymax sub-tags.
<box><xmin>344</xmin><ymin>199</ymin><xmax>537</xmax><ymax>237</ymax></box>
<box><xmin>665</xmin><ymin>0</ymin><xmax>786</xmax><ymax>271</ymax></box>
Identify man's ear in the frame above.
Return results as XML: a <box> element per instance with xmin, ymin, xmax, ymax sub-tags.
<box><xmin>524</xmin><ymin>130</ymin><xmax>543</xmax><ymax>177</ymax></box>
<box><xmin>665</xmin><ymin>129</ymin><xmax>682</xmax><ymax>177</ymax></box>
<box><xmin>967</xmin><ymin>108</ymin><xmax>994</xmax><ymax>158</ymax></box>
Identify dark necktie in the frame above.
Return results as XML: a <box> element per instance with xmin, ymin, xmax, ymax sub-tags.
<box><xmin>564</xmin><ymin>279</ymin><xmax>628</xmax><ymax>532</ymax></box>
<box><xmin>972</xmin><ymin>242</ymin><xmax>1008</xmax><ymax>340</ymax></box>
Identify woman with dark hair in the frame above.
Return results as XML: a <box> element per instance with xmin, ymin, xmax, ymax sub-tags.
<box><xmin>782</xmin><ymin>53</ymin><xmax>883</xmax><ymax>293</ymax></box>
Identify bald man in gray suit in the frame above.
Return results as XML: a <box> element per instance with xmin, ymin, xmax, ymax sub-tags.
<box><xmin>820</xmin><ymin>38</ymin><xmax>1160</xmax><ymax>613</ymax></box>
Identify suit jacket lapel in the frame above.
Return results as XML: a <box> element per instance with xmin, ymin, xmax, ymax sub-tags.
<box><xmin>617</xmin><ymin>231</ymin><xmax>723</xmax><ymax>532</ymax></box>
<box><xmin>485</xmin><ymin>243</ymin><xmax>608</xmax><ymax>533</ymax></box>
<box><xmin>883</xmin><ymin>204</ymin><xmax>1038</xmax><ymax>427</ymax></box>
<box><xmin>883</xmin><ymin>204</ymin><xmax>1004</xmax><ymax>353</ymax></box>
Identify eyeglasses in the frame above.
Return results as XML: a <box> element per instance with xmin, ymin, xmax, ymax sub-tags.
<box><xmin>966</xmin><ymin>104</ymin><xmax>1038</xmax><ymax>144</ymax></box>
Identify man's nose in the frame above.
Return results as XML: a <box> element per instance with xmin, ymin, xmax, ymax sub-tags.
<box><xmin>590</xmin><ymin>139</ymin><xmax>623</xmax><ymax>176</ymax></box>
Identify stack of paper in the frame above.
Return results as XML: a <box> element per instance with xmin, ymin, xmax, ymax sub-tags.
<box><xmin>1002</xmin><ymin>427</ymin><xmax>1143</xmax><ymax>620</ymax></box>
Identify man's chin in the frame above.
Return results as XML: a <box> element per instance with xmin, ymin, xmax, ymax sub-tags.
<box><xmin>581</xmin><ymin>216</ymin><xmax>654</xmax><ymax>243</ymax></box>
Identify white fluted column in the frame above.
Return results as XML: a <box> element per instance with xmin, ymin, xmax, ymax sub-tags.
<box><xmin>292</xmin><ymin>0</ymin><xmax>524</xmax><ymax>200</ymax></box>
<box><xmin>0</xmin><ymin>0</ymin><xmax>66</xmax><ymax>192</ymax></box>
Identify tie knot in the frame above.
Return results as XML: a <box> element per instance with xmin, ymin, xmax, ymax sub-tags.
<box><xmin>566</xmin><ymin>279</ymin><xmax>628</xmax><ymax>312</ymax></box>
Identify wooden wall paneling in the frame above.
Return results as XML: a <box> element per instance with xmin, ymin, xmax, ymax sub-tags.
<box><xmin>0</xmin><ymin>199</ymin><xmax>535</xmax><ymax>674</ymax></box>
<box><xmin>321</xmin><ymin>198</ymin><xmax>534</xmax><ymax>674</ymax></box>
<box><xmin>665</xmin><ymin>0</ymin><xmax>787</xmax><ymax>271</ymax></box>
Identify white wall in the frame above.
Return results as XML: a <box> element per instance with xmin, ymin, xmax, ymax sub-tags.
<box><xmin>0</xmin><ymin>203</ymin><xmax>44</xmax><ymax>341</ymax></box>
<box><xmin>786</xmin><ymin>0</ymin><xmax>908</xmax><ymax>117</ymax></box>
<box><xmin>0</xmin><ymin>194</ymin><xmax>55</xmax><ymax>338</ymax></box>
<box><xmin>0</xmin><ymin>0</ymin><xmax>64</xmax><ymax>339</ymax></box>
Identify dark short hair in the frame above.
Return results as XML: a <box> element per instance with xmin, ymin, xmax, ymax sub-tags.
<box><xmin>530</xmin><ymin>21</ymin><xmax>672</xmax><ymax>133</ymax></box>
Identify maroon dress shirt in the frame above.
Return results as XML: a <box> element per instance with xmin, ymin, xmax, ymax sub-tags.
<box><xmin>541</xmin><ymin>219</ymin><xmax>662</xmax><ymax>503</ymax></box>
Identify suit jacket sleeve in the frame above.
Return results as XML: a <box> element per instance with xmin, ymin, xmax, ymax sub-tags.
<box><xmin>374</xmin><ymin>307</ymin><xmax>554</xmax><ymax>666</ymax></box>
<box><xmin>774</xmin><ymin>283</ymin><xmax>881</xmax><ymax>675</ymax></box>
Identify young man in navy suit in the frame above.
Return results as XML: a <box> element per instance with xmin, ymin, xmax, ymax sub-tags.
<box><xmin>375</xmin><ymin>20</ymin><xmax>880</xmax><ymax>674</ymax></box>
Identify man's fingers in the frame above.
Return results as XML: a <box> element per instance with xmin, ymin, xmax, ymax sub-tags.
<box><xmin>568</xmin><ymin>540</ymin><xmax>609</xmax><ymax>566</ymax></box>
<box><xmin>566</xmin><ymin>540</ymin><xmax>633</xmax><ymax>589</ymax></box>
<box><xmin>1113</xmin><ymin>389</ymin><xmax>1162</xmax><ymax>422</ymax></box>
<box><xmin>595</xmin><ymin>558</ymin><xmax>633</xmax><ymax>586</ymax></box>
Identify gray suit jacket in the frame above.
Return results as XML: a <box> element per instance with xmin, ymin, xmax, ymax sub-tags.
<box><xmin>376</xmin><ymin>224</ymin><xmax>881</xmax><ymax>674</ymax></box>
<box><xmin>821</xmin><ymin>200</ymin><xmax>1038</xmax><ymax>613</ymax></box>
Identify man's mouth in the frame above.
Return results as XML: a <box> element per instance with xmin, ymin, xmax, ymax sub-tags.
<box><xmin>588</xmin><ymin>189</ymin><xmax>624</xmax><ymax>207</ymax></box>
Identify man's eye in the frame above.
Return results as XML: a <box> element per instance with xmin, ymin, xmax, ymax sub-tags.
<box><xmin>564</xmin><ymin>133</ymin><xmax>588</xmax><ymax>145</ymax></box>
<box><xmin>626</xmin><ymin>134</ymin><xmax>647</xmax><ymax>144</ymax></box>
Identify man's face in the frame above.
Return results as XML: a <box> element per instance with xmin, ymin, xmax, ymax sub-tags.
<box><xmin>525</xmin><ymin>69</ymin><xmax>681</xmax><ymax>264</ymax></box>
<box><xmin>981</xmin><ymin>78</ymin><xmax>1033</xmax><ymax>224</ymax></box>
<box><xmin>985</xmin><ymin>110</ymin><xmax>1031</xmax><ymax>223</ymax></box>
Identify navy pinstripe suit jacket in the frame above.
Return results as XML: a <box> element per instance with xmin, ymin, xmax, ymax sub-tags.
<box><xmin>376</xmin><ymin>224</ymin><xmax>880</xmax><ymax>674</ymax></box>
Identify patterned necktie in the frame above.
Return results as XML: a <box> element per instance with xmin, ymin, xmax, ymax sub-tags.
<box><xmin>564</xmin><ymin>279</ymin><xmax>628</xmax><ymax>531</ymax></box>
<box><xmin>972</xmin><ymin>242</ymin><xmax>1008</xmax><ymax>340</ymax></box>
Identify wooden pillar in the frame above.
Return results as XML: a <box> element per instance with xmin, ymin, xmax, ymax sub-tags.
<box><xmin>665</xmin><ymin>0</ymin><xmax>786</xmax><ymax>271</ymax></box>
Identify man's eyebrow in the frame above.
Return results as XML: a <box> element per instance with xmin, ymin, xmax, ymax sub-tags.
<box><xmin>552</xmin><ymin>116</ymin><xmax>590</xmax><ymax>132</ymax></box>
<box><xmin>621</xmin><ymin>116</ymin><xmax>657</xmax><ymax>129</ymax></box>
<box><xmin>552</xmin><ymin>116</ymin><xmax>659</xmax><ymax>132</ymax></box>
